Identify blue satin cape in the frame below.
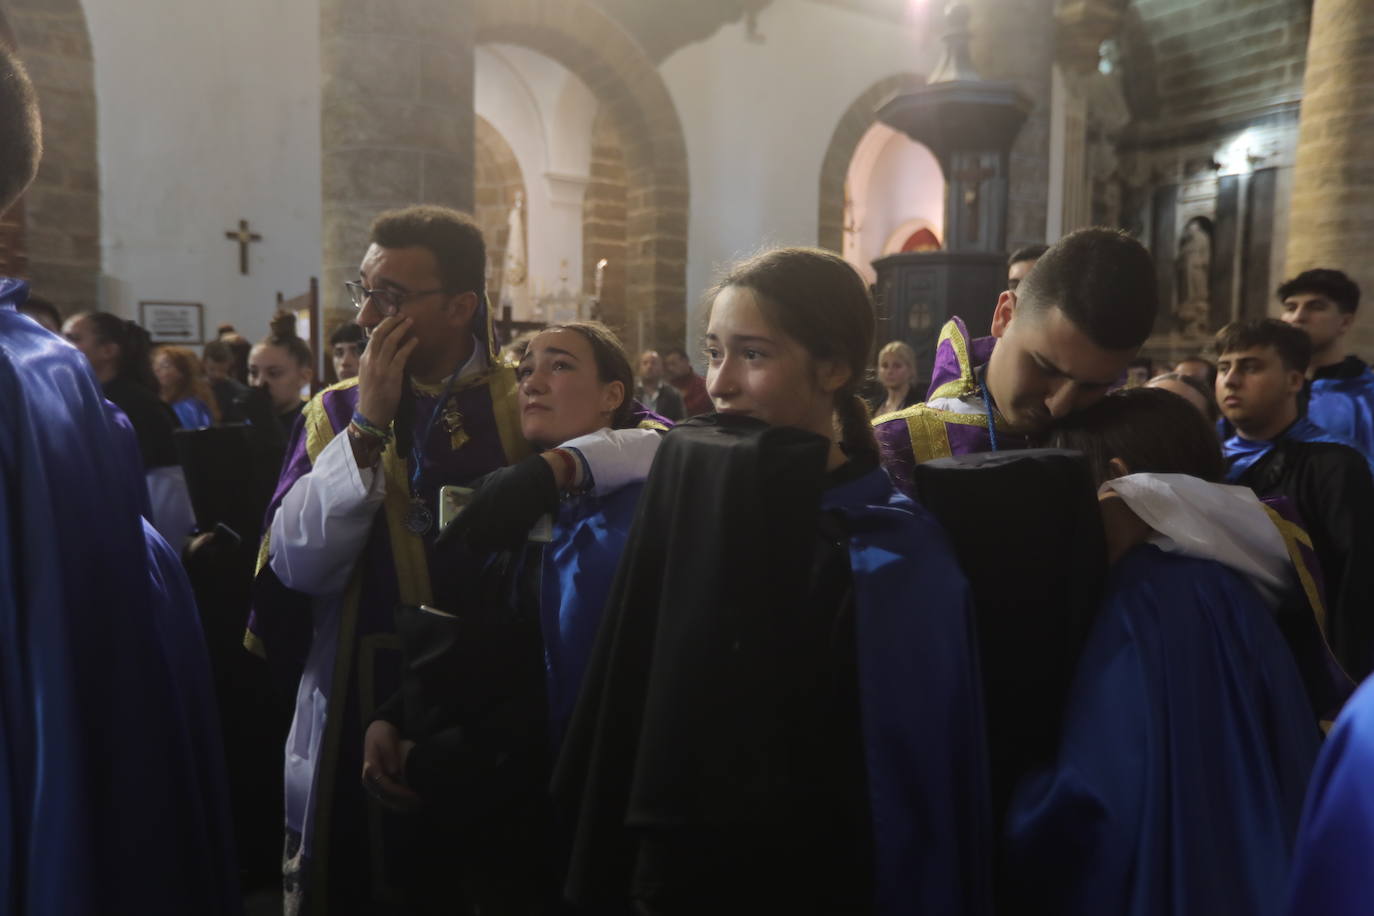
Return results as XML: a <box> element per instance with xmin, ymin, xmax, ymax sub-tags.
<box><xmin>1285</xmin><ymin>673</ymin><xmax>1374</xmax><ymax>915</ymax></box>
<box><xmin>826</xmin><ymin>466</ymin><xmax>991</xmax><ymax>916</ymax></box>
<box><xmin>1223</xmin><ymin>415</ymin><xmax>1374</xmax><ymax>482</ymax></box>
<box><xmin>1004</xmin><ymin>546</ymin><xmax>1320</xmax><ymax>916</ymax></box>
<box><xmin>537</xmin><ymin>481</ymin><xmax>645</xmax><ymax>747</ymax></box>
<box><xmin>171</xmin><ymin>395</ymin><xmax>214</xmax><ymax>430</ymax></box>
<box><xmin>0</xmin><ymin>300</ymin><xmax>238</xmax><ymax>914</ymax></box>
<box><xmin>1309</xmin><ymin>369</ymin><xmax>1374</xmax><ymax>456</ymax></box>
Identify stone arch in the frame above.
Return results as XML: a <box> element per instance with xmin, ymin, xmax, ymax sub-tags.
<box><xmin>2</xmin><ymin>0</ymin><xmax>100</xmax><ymax>314</ymax></box>
<box><xmin>474</xmin><ymin>0</ymin><xmax>689</xmax><ymax>347</ymax></box>
<box><xmin>817</xmin><ymin>72</ymin><xmax>926</xmax><ymax>255</ymax></box>
<box><xmin>474</xmin><ymin>115</ymin><xmax>527</xmax><ymax>309</ymax></box>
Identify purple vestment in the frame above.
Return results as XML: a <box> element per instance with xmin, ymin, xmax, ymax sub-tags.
<box><xmin>873</xmin><ymin>317</ymin><xmax>1026</xmax><ymax>496</ymax></box>
<box><xmin>249</xmin><ymin>369</ymin><xmax>533</xmax><ymax>911</ymax></box>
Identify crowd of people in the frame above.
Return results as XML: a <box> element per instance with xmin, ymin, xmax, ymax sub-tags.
<box><xmin>9</xmin><ymin>39</ymin><xmax>1374</xmax><ymax>916</ymax></box>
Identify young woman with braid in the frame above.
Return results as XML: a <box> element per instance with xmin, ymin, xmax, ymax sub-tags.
<box><xmin>554</xmin><ymin>247</ymin><xmax>990</xmax><ymax>915</ymax></box>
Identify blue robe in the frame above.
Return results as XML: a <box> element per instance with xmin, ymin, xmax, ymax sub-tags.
<box><xmin>1223</xmin><ymin>415</ymin><xmax>1374</xmax><ymax>482</ymax></box>
<box><xmin>1308</xmin><ymin>358</ymin><xmax>1374</xmax><ymax>455</ymax></box>
<box><xmin>829</xmin><ymin>466</ymin><xmax>991</xmax><ymax>916</ymax></box>
<box><xmin>1004</xmin><ymin>546</ymin><xmax>1320</xmax><ymax>916</ymax></box>
<box><xmin>171</xmin><ymin>394</ymin><xmax>215</xmax><ymax>429</ymax></box>
<box><xmin>536</xmin><ymin>482</ymin><xmax>645</xmax><ymax>747</ymax></box>
<box><xmin>0</xmin><ymin>294</ymin><xmax>238</xmax><ymax>914</ymax></box>
<box><xmin>1285</xmin><ymin>674</ymin><xmax>1374</xmax><ymax>915</ymax></box>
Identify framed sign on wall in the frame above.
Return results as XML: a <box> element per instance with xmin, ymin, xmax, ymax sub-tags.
<box><xmin>139</xmin><ymin>301</ymin><xmax>204</xmax><ymax>344</ymax></box>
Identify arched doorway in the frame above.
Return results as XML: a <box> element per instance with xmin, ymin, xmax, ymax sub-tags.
<box><xmin>818</xmin><ymin>72</ymin><xmax>926</xmax><ymax>256</ymax></box>
<box><xmin>841</xmin><ymin>121</ymin><xmax>944</xmax><ymax>284</ymax></box>
<box><xmin>474</xmin><ymin>0</ymin><xmax>690</xmax><ymax>348</ymax></box>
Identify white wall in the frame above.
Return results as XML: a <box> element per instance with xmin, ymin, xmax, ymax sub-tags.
<box><xmin>476</xmin><ymin>44</ymin><xmax>597</xmax><ymax>313</ymax></box>
<box><xmin>85</xmin><ymin>0</ymin><xmax>322</xmax><ymax>343</ymax></box>
<box><xmin>844</xmin><ymin>121</ymin><xmax>944</xmax><ymax>284</ymax></box>
<box><xmin>659</xmin><ymin>0</ymin><xmax>940</xmax><ymax>343</ymax></box>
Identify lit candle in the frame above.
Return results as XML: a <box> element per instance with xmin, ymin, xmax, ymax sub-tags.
<box><xmin>594</xmin><ymin>258</ymin><xmax>608</xmax><ymax>301</ymax></box>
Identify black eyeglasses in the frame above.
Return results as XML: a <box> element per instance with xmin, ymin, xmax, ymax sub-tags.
<box><xmin>344</xmin><ymin>281</ymin><xmax>447</xmax><ymax>316</ymax></box>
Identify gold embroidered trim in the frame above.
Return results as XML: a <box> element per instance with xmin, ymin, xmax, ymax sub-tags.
<box><xmin>488</xmin><ymin>365</ymin><xmax>533</xmax><ymax>466</ymax></box>
<box><xmin>906</xmin><ymin>408</ymin><xmax>953</xmax><ymax>462</ymax></box>
<box><xmin>929</xmin><ymin>319</ymin><xmax>980</xmax><ymax>402</ymax></box>
<box><xmin>637</xmin><ymin>419</ymin><xmax>671</xmax><ymax>432</ymax></box>
<box><xmin>303</xmin><ymin>391</ymin><xmax>336</xmax><ymax>465</ymax></box>
<box><xmin>1263</xmin><ymin>506</ymin><xmax>1327</xmax><ymax>636</ymax></box>
<box><xmin>243</xmin><ymin>628</ymin><xmax>266</xmax><ymax>659</ymax></box>
<box><xmin>254</xmin><ymin>528</ymin><xmax>273</xmax><ymax>579</ymax></box>
<box><xmin>379</xmin><ymin>438</ymin><xmax>432</xmax><ymax>608</ymax></box>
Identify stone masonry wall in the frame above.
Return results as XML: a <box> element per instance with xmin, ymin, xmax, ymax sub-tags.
<box><xmin>582</xmin><ymin>107</ymin><xmax>629</xmax><ymax>339</ymax></box>
<box><xmin>5</xmin><ymin>0</ymin><xmax>100</xmax><ymax>315</ymax></box>
<box><xmin>1130</xmin><ymin>0</ymin><xmax>1310</xmax><ymax>128</ymax></box>
<box><xmin>320</xmin><ymin>0</ymin><xmax>476</xmax><ymax>316</ymax></box>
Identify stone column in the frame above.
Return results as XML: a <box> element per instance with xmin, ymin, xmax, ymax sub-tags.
<box><xmin>967</xmin><ymin>0</ymin><xmax>1057</xmax><ymax>249</ymax></box>
<box><xmin>1286</xmin><ymin>0</ymin><xmax>1374</xmax><ymax>351</ymax></box>
<box><xmin>7</xmin><ymin>0</ymin><xmax>101</xmax><ymax>315</ymax></box>
<box><xmin>320</xmin><ymin>0</ymin><xmax>475</xmax><ymax>318</ymax></box>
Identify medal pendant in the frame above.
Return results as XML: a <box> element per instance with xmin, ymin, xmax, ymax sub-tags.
<box><xmin>404</xmin><ymin>499</ymin><xmax>434</xmax><ymax>536</ymax></box>
<box><xmin>443</xmin><ymin>407</ymin><xmax>469</xmax><ymax>451</ymax></box>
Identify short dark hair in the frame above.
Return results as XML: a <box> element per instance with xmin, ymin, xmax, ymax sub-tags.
<box><xmin>370</xmin><ymin>205</ymin><xmax>486</xmax><ymax>301</ymax></box>
<box><xmin>0</xmin><ymin>45</ymin><xmax>41</xmax><ymax>215</ymax></box>
<box><xmin>1277</xmin><ymin>268</ymin><xmax>1360</xmax><ymax>314</ymax></box>
<box><xmin>18</xmin><ymin>295</ymin><xmax>60</xmax><ymax>330</ymax></box>
<box><xmin>661</xmin><ymin>346</ymin><xmax>690</xmax><ymax>361</ymax></box>
<box><xmin>1213</xmin><ymin>318</ymin><xmax>1311</xmax><ymax>374</ymax></box>
<box><xmin>329</xmin><ymin>321</ymin><xmax>366</xmax><ymax>347</ymax></box>
<box><xmin>1008</xmin><ymin>244</ymin><xmax>1049</xmax><ymax>268</ymax></box>
<box><xmin>1017</xmin><ymin>228</ymin><xmax>1158</xmax><ymax>350</ymax></box>
<box><xmin>1047</xmin><ymin>386</ymin><xmax>1225</xmax><ymax>485</ymax></box>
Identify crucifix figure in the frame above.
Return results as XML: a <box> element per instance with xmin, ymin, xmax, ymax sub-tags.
<box><xmin>224</xmin><ymin>219</ymin><xmax>262</xmax><ymax>275</ymax></box>
<box><xmin>951</xmin><ymin>155</ymin><xmax>997</xmax><ymax>244</ymax></box>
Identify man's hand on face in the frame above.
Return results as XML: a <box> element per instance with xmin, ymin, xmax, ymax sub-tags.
<box><xmin>356</xmin><ymin>316</ymin><xmax>418</xmax><ymax>428</ymax></box>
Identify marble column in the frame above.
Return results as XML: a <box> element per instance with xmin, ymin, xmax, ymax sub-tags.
<box><xmin>1286</xmin><ymin>0</ymin><xmax>1374</xmax><ymax>350</ymax></box>
<box><xmin>320</xmin><ymin>0</ymin><xmax>475</xmax><ymax>317</ymax></box>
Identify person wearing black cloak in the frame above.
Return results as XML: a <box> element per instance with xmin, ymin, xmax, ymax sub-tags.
<box><xmin>360</xmin><ymin>321</ymin><xmax>663</xmax><ymax>914</ymax></box>
<box><xmin>1215</xmin><ymin>318</ymin><xmax>1374</xmax><ymax>678</ymax></box>
<box><xmin>553</xmin><ymin>247</ymin><xmax>990</xmax><ymax>915</ymax></box>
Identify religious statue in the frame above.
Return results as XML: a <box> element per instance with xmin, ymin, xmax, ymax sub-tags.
<box><xmin>502</xmin><ymin>190</ymin><xmax>530</xmax><ymax>320</ymax></box>
<box><xmin>1174</xmin><ymin>217</ymin><xmax>1212</xmax><ymax>337</ymax></box>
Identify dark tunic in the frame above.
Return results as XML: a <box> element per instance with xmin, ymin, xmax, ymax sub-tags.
<box><xmin>1234</xmin><ymin>438</ymin><xmax>1374</xmax><ymax>678</ymax></box>
<box><xmin>103</xmin><ymin>375</ymin><xmax>180</xmax><ymax>468</ymax></box>
<box><xmin>631</xmin><ymin>461</ymin><xmax>872</xmax><ymax>915</ymax></box>
<box><xmin>554</xmin><ymin>417</ymin><xmax>990</xmax><ymax>916</ymax></box>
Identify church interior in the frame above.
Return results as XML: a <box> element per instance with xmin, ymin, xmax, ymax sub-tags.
<box><xmin>1</xmin><ymin>0</ymin><xmax>1360</xmax><ymax>368</ymax></box>
<box><xmin>8</xmin><ymin>1</ymin><xmax>1374</xmax><ymax>914</ymax></box>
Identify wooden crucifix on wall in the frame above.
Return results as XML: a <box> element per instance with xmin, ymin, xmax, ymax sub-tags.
<box><xmin>225</xmin><ymin>219</ymin><xmax>262</xmax><ymax>275</ymax></box>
